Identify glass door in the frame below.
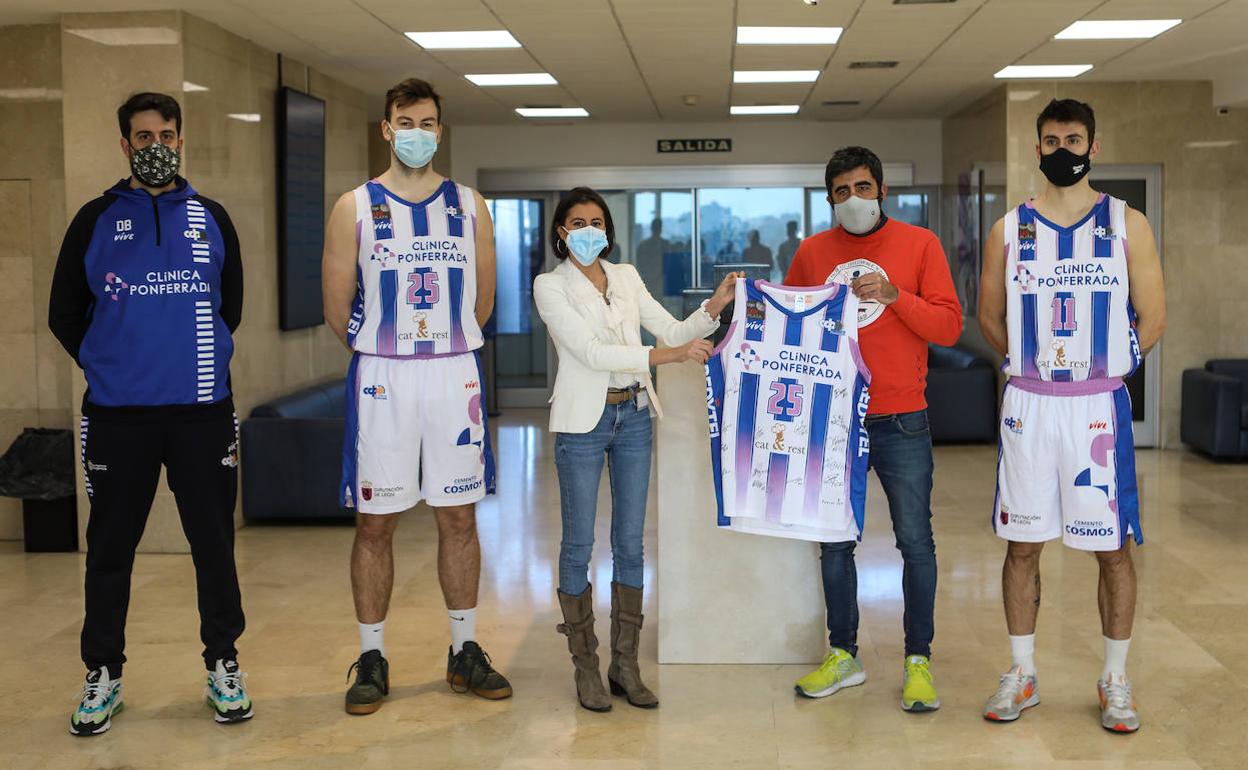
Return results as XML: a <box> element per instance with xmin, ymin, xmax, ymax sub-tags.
<box><xmin>486</xmin><ymin>196</ymin><xmax>552</xmax><ymax>409</ymax></box>
<box><xmin>1090</xmin><ymin>166</ymin><xmax>1163</xmax><ymax>447</ymax></box>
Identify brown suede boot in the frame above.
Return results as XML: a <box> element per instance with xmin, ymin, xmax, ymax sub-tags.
<box><xmin>607</xmin><ymin>582</ymin><xmax>659</xmax><ymax>708</ymax></box>
<box><xmin>556</xmin><ymin>585</ymin><xmax>612</xmax><ymax>712</ymax></box>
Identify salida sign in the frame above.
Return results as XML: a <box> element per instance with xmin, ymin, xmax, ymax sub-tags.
<box><xmin>657</xmin><ymin>138</ymin><xmax>732</xmax><ymax>153</ymax></box>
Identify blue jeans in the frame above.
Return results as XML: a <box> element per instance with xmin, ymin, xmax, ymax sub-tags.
<box><xmin>555</xmin><ymin>402</ymin><xmax>653</xmax><ymax>596</ymax></box>
<box><xmin>820</xmin><ymin>409</ymin><xmax>937</xmax><ymax>658</ymax></box>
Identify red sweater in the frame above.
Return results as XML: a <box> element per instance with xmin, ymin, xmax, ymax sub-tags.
<box><xmin>785</xmin><ymin>219</ymin><xmax>962</xmax><ymax>415</ymax></box>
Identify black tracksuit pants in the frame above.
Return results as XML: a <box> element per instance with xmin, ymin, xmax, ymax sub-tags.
<box><xmin>79</xmin><ymin>401</ymin><xmax>244</xmax><ymax>676</ymax></box>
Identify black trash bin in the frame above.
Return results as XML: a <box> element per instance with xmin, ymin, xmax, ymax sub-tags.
<box><xmin>0</xmin><ymin>428</ymin><xmax>78</xmax><ymax>552</ymax></box>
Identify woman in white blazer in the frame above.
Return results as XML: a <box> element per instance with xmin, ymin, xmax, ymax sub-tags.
<box><xmin>533</xmin><ymin>187</ymin><xmax>738</xmax><ymax>713</ymax></box>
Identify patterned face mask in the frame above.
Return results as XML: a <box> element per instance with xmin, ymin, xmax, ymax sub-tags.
<box><xmin>128</xmin><ymin>141</ymin><xmax>180</xmax><ymax>187</ymax></box>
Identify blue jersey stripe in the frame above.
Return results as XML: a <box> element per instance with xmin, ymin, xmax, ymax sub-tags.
<box><xmin>366</xmin><ymin>183</ymin><xmax>393</xmax><ymax>240</ymax></box>
<box><xmin>1016</xmin><ymin>205</ymin><xmax>1037</xmax><ymax>262</ymax></box>
<box><xmin>448</xmin><ymin>267</ymin><xmax>466</xmax><ymax>351</ymax></box>
<box><xmin>1090</xmin><ymin>290</ymin><xmax>1111</xmax><ymax>379</ymax></box>
<box><xmin>706</xmin><ymin>355</ymin><xmax>730</xmax><ymax>527</ymax></box>
<box><xmin>1111</xmin><ymin>386</ymin><xmax>1142</xmax><ymax>545</ymax></box>
<box><xmin>473</xmin><ymin>350</ymin><xmax>497</xmax><ymax>495</ymax></box>
<box><xmin>735</xmin><ymin>372</ymin><xmax>760</xmax><ymax>513</ymax></box>
<box><xmin>847</xmin><ymin>377</ymin><xmax>870</xmax><ymax>538</ymax></box>
<box><xmin>376</xmin><ymin>269</ymin><xmax>398</xmax><ymax>356</ymax></box>
<box><xmin>444</xmin><ymin>183</ymin><xmax>465</xmax><ymax>238</ymax></box>
<box><xmin>339</xmin><ymin>352</ymin><xmax>362</xmax><ymax>507</ymax></box>
<box><xmin>1057</xmin><ymin>230</ymin><xmax>1073</xmax><ymax>261</ymax></box>
<box><xmin>411</xmin><ymin>202</ymin><xmax>429</xmax><ymax>237</ymax></box>
<box><xmin>803</xmin><ymin>382</ymin><xmax>833</xmax><ymax>516</ymax></box>
<box><xmin>819</xmin><ymin>288</ymin><xmax>845</xmax><ymax>352</ymax></box>
<box><xmin>783</xmin><ymin>314</ymin><xmax>803</xmax><ymax>347</ymax></box>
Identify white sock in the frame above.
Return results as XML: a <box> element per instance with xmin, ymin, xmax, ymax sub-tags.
<box><xmin>359</xmin><ymin>621</ymin><xmax>385</xmax><ymax>656</ymax></box>
<box><xmin>1009</xmin><ymin>634</ymin><xmax>1036</xmax><ymax>676</ymax></box>
<box><xmin>449</xmin><ymin>607</ymin><xmax>476</xmax><ymax>654</ymax></box>
<box><xmin>1102</xmin><ymin>636</ymin><xmax>1131</xmax><ymax>680</ymax></box>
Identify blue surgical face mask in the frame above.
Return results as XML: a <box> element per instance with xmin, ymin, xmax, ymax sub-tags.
<box><xmin>563</xmin><ymin>225</ymin><xmax>609</xmax><ymax>266</ymax></box>
<box><xmin>388</xmin><ymin>123</ymin><xmax>438</xmax><ymax>169</ymax></box>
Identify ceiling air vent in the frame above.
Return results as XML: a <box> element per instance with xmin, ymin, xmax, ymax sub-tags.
<box><xmin>821</xmin><ymin>100</ymin><xmax>861</xmax><ymax>107</ymax></box>
<box><xmin>848</xmin><ymin>61</ymin><xmax>898</xmax><ymax>69</ymax></box>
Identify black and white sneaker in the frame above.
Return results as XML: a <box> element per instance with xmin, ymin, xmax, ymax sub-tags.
<box><xmin>70</xmin><ymin>667</ymin><xmax>123</xmax><ymax>736</ymax></box>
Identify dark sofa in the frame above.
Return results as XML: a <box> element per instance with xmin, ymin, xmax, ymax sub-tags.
<box><xmin>925</xmin><ymin>345</ymin><xmax>998</xmax><ymax>443</ymax></box>
<box><xmin>1181</xmin><ymin>359</ymin><xmax>1248</xmax><ymax>459</ymax></box>
<box><xmin>241</xmin><ymin>379</ymin><xmax>349</xmax><ymax>521</ymax></box>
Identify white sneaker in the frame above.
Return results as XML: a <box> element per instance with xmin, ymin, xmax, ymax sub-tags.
<box><xmin>70</xmin><ymin>667</ymin><xmax>123</xmax><ymax>736</ymax></box>
<box><xmin>205</xmin><ymin>659</ymin><xmax>253</xmax><ymax>723</ymax></box>
<box><xmin>1098</xmin><ymin>673</ymin><xmax>1140</xmax><ymax>733</ymax></box>
<box><xmin>983</xmin><ymin>666</ymin><xmax>1040</xmax><ymax>722</ymax></box>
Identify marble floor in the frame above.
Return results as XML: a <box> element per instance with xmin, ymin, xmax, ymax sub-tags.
<box><xmin>1</xmin><ymin>409</ymin><xmax>1246</xmax><ymax>769</ymax></box>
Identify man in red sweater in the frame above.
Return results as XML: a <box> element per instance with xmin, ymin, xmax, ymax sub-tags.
<box><xmin>786</xmin><ymin>146</ymin><xmax>962</xmax><ymax>712</ymax></box>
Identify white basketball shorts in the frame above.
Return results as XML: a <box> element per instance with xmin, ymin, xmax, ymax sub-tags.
<box><xmin>341</xmin><ymin>351</ymin><xmax>495</xmax><ymax>514</ymax></box>
<box><xmin>993</xmin><ymin>377</ymin><xmax>1142</xmax><ymax>551</ymax></box>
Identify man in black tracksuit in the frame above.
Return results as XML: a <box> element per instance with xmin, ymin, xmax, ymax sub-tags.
<box><xmin>49</xmin><ymin>92</ymin><xmax>253</xmax><ymax>735</ymax></box>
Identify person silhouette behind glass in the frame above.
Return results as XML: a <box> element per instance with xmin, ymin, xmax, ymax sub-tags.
<box><xmin>777</xmin><ymin>220</ymin><xmax>801</xmax><ymax>281</ymax></box>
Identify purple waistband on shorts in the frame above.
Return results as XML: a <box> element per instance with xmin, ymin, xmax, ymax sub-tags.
<box><xmin>1006</xmin><ymin>376</ymin><xmax>1123</xmax><ymax>397</ymax></box>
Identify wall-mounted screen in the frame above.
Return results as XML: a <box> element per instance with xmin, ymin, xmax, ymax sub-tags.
<box><xmin>278</xmin><ymin>86</ymin><xmax>325</xmax><ymax>330</ymax></box>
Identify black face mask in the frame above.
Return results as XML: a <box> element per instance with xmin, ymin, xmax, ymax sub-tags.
<box><xmin>1039</xmin><ymin>147</ymin><xmax>1091</xmax><ymax>187</ymax></box>
<box><xmin>128</xmin><ymin>141</ymin><xmax>180</xmax><ymax>188</ymax></box>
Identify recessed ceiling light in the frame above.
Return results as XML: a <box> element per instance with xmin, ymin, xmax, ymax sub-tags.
<box><xmin>67</xmin><ymin>27</ymin><xmax>179</xmax><ymax>46</ymax></box>
<box><xmin>730</xmin><ymin>105</ymin><xmax>801</xmax><ymax>115</ymax></box>
<box><xmin>1055</xmin><ymin>19</ymin><xmax>1181</xmax><ymax>40</ymax></box>
<box><xmin>848</xmin><ymin>61</ymin><xmax>898</xmax><ymax>69</ymax></box>
<box><xmin>821</xmin><ymin>100</ymin><xmax>861</xmax><ymax>106</ymax></box>
<box><xmin>515</xmin><ymin>107</ymin><xmax>588</xmax><ymax>118</ymax></box>
<box><xmin>1185</xmin><ymin>140</ymin><xmax>1239</xmax><ymax>149</ymax></box>
<box><xmin>736</xmin><ymin>26</ymin><xmax>842</xmax><ymax>45</ymax></box>
<box><xmin>466</xmin><ymin>73</ymin><xmax>557</xmax><ymax>87</ymax></box>
<box><xmin>405</xmin><ymin>30</ymin><xmax>521</xmax><ymax>50</ymax></box>
<box><xmin>733</xmin><ymin>70</ymin><xmax>820</xmax><ymax>84</ymax></box>
<box><xmin>182</xmin><ymin>81</ymin><xmax>209</xmax><ymax>92</ymax></box>
<box><xmin>0</xmin><ymin>88</ymin><xmax>63</xmax><ymax>100</ymax></box>
<box><xmin>994</xmin><ymin>64</ymin><xmax>1092</xmax><ymax>79</ymax></box>
<box><xmin>228</xmin><ymin>113</ymin><xmax>262</xmax><ymax>123</ymax></box>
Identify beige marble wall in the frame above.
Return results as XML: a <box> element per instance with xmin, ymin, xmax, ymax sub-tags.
<box><xmin>1005</xmin><ymin>82</ymin><xmax>1248</xmax><ymax>447</ymax></box>
<box><xmin>0</xmin><ymin>25</ymin><xmax>69</xmax><ymax>540</ymax></box>
<box><xmin>7</xmin><ymin>12</ymin><xmax>370</xmax><ymax>550</ymax></box>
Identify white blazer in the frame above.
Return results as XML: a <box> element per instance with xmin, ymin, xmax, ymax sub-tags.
<box><xmin>533</xmin><ymin>258</ymin><xmax>720</xmax><ymax>434</ymax></box>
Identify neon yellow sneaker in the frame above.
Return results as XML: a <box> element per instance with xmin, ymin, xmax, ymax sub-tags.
<box><xmin>902</xmin><ymin>655</ymin><xmax>940</xmax><ymax>712</ymax></box>
<box><xmin>794</xmin><ymin>647</ymin><xmax>866</xmax><ymax>699</ymax></box>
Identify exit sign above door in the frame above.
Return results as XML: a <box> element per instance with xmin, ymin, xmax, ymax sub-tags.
<box><xmin>657</xmin><ymin>138</ymin><xmax>732</xmax><ymax>153</ymax></box>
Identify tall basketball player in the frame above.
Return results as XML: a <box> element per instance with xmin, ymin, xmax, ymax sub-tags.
<box><xmin>322</xmin><ymin>78</ymin><xmax>509</xmax><ymax>715</ymax></box>
<box><xmin>978</xmin><ymin>99</ymin><xmax>1165</xmax><ymax>732</ymax></box>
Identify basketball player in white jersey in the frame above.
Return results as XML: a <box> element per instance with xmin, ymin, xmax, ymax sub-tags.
<box><xmin>322</xmin><ymin>78</ymin><xmax>509</xmax><ymax>714</ymax></box>
<box><xmin>978</xmin><ymin>99</ymin><xmax>1165</xmax><ymax>732</ymax></box>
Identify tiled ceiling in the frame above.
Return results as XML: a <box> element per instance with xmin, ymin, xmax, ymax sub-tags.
<box><xmin>3</xmin><ymin>0</ymin><xmax>1246</xmax><ymax>122</ymax></box>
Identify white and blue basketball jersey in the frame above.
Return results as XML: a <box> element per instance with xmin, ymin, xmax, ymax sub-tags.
<box><xmin>350</xmin><ymin>179</ymin><xmax>482</xmax><ymax>357</ymax></box>
<box><xmin>1004</xmin><ymin>194</ymin><xmax>1142</xmax><ymax>381</ymax></box>
<box><xmin>706</xmin><ymin>279</ymin><xmax>871</xmax><ymax>543</ymax></box>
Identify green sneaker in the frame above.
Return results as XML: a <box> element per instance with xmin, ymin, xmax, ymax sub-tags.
<box><xmin>902</xmin><ymin>655</ymin><xmax>940</xmax><ymax>712</ymax></box>
<box><xmin>794</xmin><ymin>647</ymin><xmax>867</xmax><ymax>699</ymax></box>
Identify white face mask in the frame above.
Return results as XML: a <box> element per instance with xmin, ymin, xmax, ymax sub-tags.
<box><xmin>834</xmin><ymin>194</ymin><xmax>882</xmax><ymax>235</ymax></box>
